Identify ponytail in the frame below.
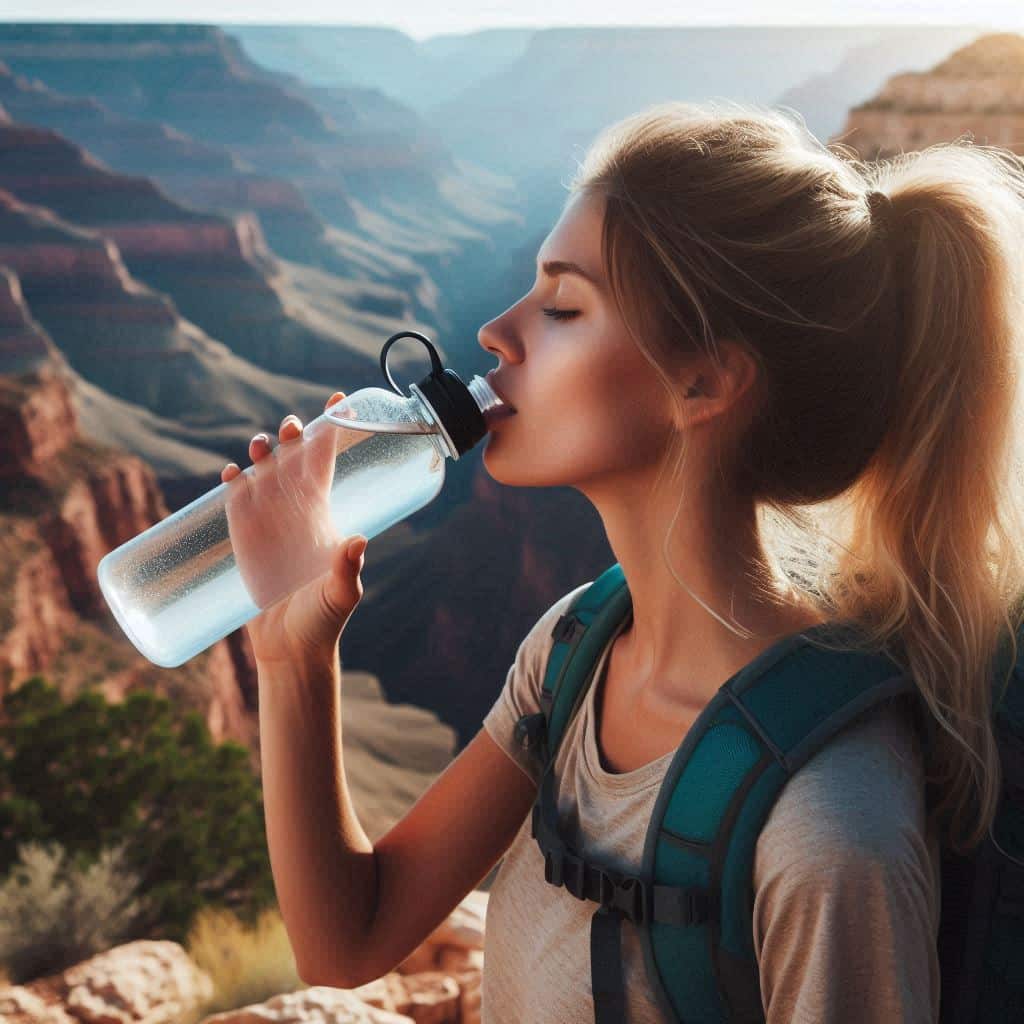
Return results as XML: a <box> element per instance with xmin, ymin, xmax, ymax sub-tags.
<box><xmin>834</xmin><ymin>142</ymin><xmax>1024</xmax><ymax>852</ymax></box>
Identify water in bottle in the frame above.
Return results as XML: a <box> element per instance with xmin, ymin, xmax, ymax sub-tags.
<box><xmin>97</xmin><ymin>331</ymin><xmax>514</xmax><ymax>667</ymax></box>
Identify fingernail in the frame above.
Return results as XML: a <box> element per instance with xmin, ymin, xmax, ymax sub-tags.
<box><xmin>255</xmin><ymin>433</ymin><xmax>269</xmax><ymax>445</ymax></box>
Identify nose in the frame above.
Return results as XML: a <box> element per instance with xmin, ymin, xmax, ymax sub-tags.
<box><xmin>477</xmin><ymin>308</ymin><xmax>519</xmax><ymax>363</ymax></box>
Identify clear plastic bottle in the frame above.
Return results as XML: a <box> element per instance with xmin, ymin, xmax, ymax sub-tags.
<box><xmin>97</xmin><ymin>331</ymin><xmax>514</xmax><ymax>667</ymax></box>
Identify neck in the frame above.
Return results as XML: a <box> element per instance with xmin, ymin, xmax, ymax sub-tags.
<box><xmin>581</xmin><ymin>469</ymin><xmax>823</xmax><ymax>708</ymax></box>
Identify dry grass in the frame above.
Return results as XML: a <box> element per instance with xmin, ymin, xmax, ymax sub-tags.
<box><xmin>185</xmin><ymin>904</ymin><xmax>309</xmax><ymax>1017</ymax></box>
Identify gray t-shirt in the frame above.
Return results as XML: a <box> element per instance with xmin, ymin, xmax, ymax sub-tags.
<box><xmin>481</xmin><ymin>582</ymin><xmax>942</xmax><ymax>1023</ymax></box>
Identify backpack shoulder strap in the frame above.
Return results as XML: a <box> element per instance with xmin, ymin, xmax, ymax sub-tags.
<box><xmin>514</xmin><ymin>563</ymin><xmax>631</xmax><ymax>774</ymax></box>
<box><xmin>544</xmin><ymin>564</ymin><xmax>631</xmax><ymax>753</ymax></box>
<box><xmin>641</xmin><ymin>623</ymin><xmax>916</xmax><ymax>1023</ymax></box>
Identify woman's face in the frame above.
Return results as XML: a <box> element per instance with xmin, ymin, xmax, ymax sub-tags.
<box><xmin>477</xmin><ymin>189</ymin><xmax>679</xmax><ymax>495</ymax></box>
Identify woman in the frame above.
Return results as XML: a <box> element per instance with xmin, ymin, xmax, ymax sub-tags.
<box><xmin>222</xmin><ymin>101</ymin><xmax>1024</xmax><ymax>1021</ymax></box>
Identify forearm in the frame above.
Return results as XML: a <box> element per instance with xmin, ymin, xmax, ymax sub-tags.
<box><xmin>257</xmin><ymin>649</ymin><xmax>377</xmax><ymax>986</ymax></box>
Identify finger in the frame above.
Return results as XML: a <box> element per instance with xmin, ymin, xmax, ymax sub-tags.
<box><xmin>221</xmin><ymin>463</ymin><xmax>240</xmax><ymax>483</ymax></box>
<box><xmin>280</xmin><ymin>414</ymin><xmax>303</xmax><ymax>442</ymax></box>
<box><xmin>325</xmin><ymin>390</ymin><xmax>346</xmax><ymax>410</ymax></box>
<box><xmin>249</xmin><ymin>433</ymin><xmax>271</xmax><ymax>461</ymax></box>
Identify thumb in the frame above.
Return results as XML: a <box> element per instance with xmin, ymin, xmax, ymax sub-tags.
<box><xmin>319</xmin><ymin>534</ymin><xmax>368</xmax><ymax>627</ymax></box>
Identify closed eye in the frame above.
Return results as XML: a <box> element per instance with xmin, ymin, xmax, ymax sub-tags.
<box><xmin>542</xmin><ymin>307</ymin><xmax>580</xmax><ymax>321</ymax></box>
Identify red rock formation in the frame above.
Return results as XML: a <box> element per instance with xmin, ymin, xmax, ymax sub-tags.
<box><xmin>0</xmin><ymin>354</ymin><xmax>260</xmax><ymax>755</ymax></box>
<box><xmin>0</xmin><ymin>117</ymin><xmax>398</xmax><ymax>383</ymax></box>
<box><xmin>0</xmin><ymin>24</ymin><xmax>495</xmax><ymax>326</ymax></box>
<box><xmin>0</xmin><ymin>61</ymin><xmax>371</xmax><ymax>279</ymax></box>
<box><xmin>0</xmin><ymin>514</ymin><xmax>80</xmax><ymax>685</ymax></box>
<box><xmin>0</xmin><ymin>59</ymin><xmax>239</xmax><ymax>173</ymax></box>
<box><xmin>0</xmin><ymin>188</ymin><xmax>182</xmax><ymax>341</ymax></box>
<box><xmin>0</xmin><ymin>350</ymin><xmax>77</xmax><ymax>478</ymax></box>
<box><xmin>0</xmin><ymin>118</ymin><xmax>277</xmax><ymax>268</ymax></box>
<box><xmin>101</xmin><ymin>213</ymin><xmax>272</xmax><ymax>263</ymax></box>
<box><xmin>0</xmin><ymin>188</ymin><xmax>334</xmax><ymax>445</ymax></box>
<box><xmin>838</xmin><ymin>32</ymin><xmax>1024</xmax><ymax>160</ymax></box>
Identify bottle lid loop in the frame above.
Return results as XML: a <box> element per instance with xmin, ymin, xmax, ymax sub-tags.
<box><xmin>380</xmin><ymin>331</ymin><xmax>444</xmax><ymax>398</ymax></box>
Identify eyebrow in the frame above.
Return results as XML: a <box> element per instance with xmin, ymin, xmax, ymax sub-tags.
<box><xmin>539</xmin><ymin>259</ymin><xmax>603</xmax><ymax>290</ymax></box>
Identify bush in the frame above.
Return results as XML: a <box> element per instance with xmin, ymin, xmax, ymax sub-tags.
<box><xmin>186</xmin><ymin>904</ymin><xmax>308</xmax><ymax>1017</ymax></box>
<box><xmin>0</xmin><ymin>838</ymin><xmax>151</xmax><ymax>984</ymax></box>
<box><xmin>0</xmin><ymin>677</ymin><xmax>277</xmax><ymax>949</ymax></box>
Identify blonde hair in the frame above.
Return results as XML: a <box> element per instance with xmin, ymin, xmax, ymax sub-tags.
<box><xmin>569</xmin><ymin>99</ymin><xmax>1024</xmax><ymax>854</ymax></box>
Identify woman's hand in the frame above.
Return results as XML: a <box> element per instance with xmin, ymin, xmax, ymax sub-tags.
<box><xmin>221</xmin><ymin>391</ymin><xmax>368</xmax><ymax>668</ymax></box>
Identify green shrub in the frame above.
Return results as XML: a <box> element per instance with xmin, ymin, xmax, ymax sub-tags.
<box><xmin>0</xmin><ymin>677</ymin><xmax>277</xmax><ymax>951</ymax></box>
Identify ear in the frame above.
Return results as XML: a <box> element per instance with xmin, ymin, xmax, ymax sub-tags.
<box><xmin>671</xmin><ymin>340</ymin><xmax>761</xmax><ymax>431</ymax></box>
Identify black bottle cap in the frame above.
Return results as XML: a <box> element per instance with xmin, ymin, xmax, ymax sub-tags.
<box><xmin>379</xmin><ymin>331</ymin><xmax>487</xmax><ymax>458</ymax></box>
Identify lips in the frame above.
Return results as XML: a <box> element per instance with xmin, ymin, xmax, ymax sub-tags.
<box><xmin>483</xmin><ymin>405</ymin><xmax>516</xmax><ymax>426</ymax></box>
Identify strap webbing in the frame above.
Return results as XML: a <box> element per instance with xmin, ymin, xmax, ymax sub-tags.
<box><xmin>532</xmin><ymin>782</ymin><xmax>711</xmax><ymax>926</ymax></box>
<box><xmin>532</xmin><ymin>740</ymin><xmax>710</xmax><ymax>1023</ymax></box>
<box><xmin>591</xmin><ymin>906</ymin><xmax>627</xmax><ymax>1022</ymax></box>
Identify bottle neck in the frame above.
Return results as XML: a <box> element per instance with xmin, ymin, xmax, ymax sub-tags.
<box><xmin>466</xmin><ymin>376</ymin><xmax>505</xmax><ymax>418</ymax></box>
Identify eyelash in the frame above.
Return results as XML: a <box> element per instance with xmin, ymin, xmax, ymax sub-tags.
<box><xmin>542</xmin><ymin>307</ymin><xmax>580</xmax><ymax>321</ymax></box>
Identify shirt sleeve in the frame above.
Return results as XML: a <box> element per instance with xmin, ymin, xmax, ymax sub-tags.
<box><xmin>481</xmin><ymin>581</ymin><xmax>592</xmax><ymax>788</ymax></box>
<box><xmin>752</xmin><ymin>698</ymin><xmax>942</xmax><ymax>1024</ymax></box>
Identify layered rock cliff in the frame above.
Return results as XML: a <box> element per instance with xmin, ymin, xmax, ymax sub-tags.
<box><xmin>0</xmin><ymin>187</ymin><xmax>336</xmax><ymax>456</ymax></box>
<box><xmin>0</xmin><ymin>350</ymin><xmax>260</xmax><ymax>757</ymax></box>
<box><xmin>0</xmin><ymin>24</ymin><xmax>418</xmax><ymax>210</ymax></box>
<box><xmin>0</xmin><ymin>59</ymin><xmax>382</xmax><ymax>278</ymax></box>
<box><xmin>774</xmin><ymin>26</ymin><xmax>983</xmax><ymax>144</ymax></box>
<box><xmin>0</xmin><ymin>24</ymin><xmax>521</xmax><ymax>350</ymax></box>
<box><xmin>0</xmin><ymin>115</ymin><xmax>403</xmax><ymax>384</ymax></box>
<box><xmin>838</xmin><ymin>32</ymin><xmax>1024</xmax><ymax>159</ymax></box>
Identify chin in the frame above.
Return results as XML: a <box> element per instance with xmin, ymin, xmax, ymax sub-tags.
<box><xmin>481</xmin><ymin>441</ymin><xmax>567</xmax><ymax>490</ymax></box>
<box><xmin>480</xmin><ymin>438</ymin><xmax>513</xmax><ymax>483</ymax></box>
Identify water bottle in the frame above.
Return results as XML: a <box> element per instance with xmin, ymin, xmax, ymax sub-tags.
<box><xmin>97</xmin><ymin>331</ymin><xmax>515</xmax><ymax>667</ymax></box>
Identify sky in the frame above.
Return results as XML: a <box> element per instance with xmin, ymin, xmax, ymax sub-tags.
<box><xmin>3</xmin><ymin>1</ymin><xmax>1024</xmax><ymax>42</ymax></box>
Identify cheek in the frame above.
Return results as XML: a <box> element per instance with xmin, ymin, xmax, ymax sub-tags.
<box><xmin>482</xmin><ymin>364</ymin><xmax>672</xmax><ymax>484</ymax></box>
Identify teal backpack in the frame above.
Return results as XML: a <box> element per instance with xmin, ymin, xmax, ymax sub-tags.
<box><xmin>512</xmin><ymin>562</ymin><xmax>1024</xmax><ymax>1023</ymax></box>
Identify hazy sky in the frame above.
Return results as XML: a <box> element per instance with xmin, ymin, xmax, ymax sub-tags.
<box><xmin>4</xmin><ymin>2</ymin><xmax>1024</xmax><ymax>41</ymax></box>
